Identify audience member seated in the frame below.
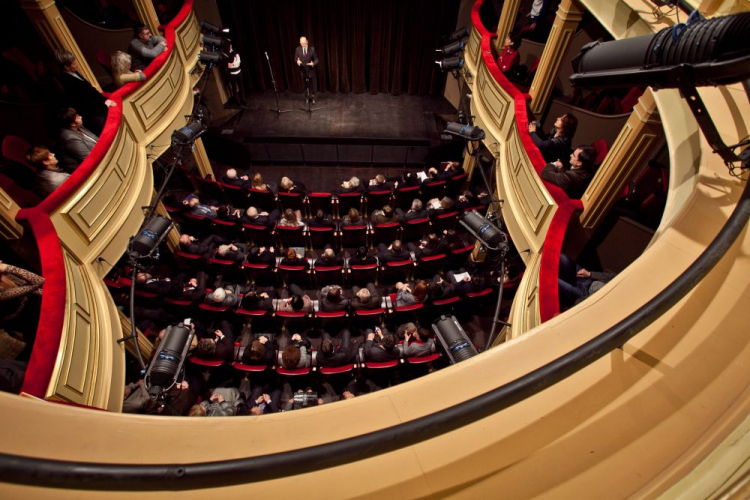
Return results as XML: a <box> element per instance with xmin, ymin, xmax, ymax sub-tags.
<box><xmin>448</xmin><ymin>268</ymin><xmax>490</xmax><ymax>296</ymax></box>
<box><xmin>540</xmin><ymin>145</ymin><xmax>596</xmax><ymax>199</ymax></box>
<box><xmin>55</xmin><ymin>49</ymin><xmax>115</xmax><ymax>135</ymax></box>
<box><xmin>350</xmin><ymin>283</ymin><xmax>382</xmax><ymax>310</ymax></box>
<box><xmin>205</xmin><ymin>284</ymin><xmax>243</xmax><ymax>309</ymax></box>
<box><xmin>280</xmin><ymin>248</ymin><xmax>309</xmax><ymax>269</ymax></box>
<box><xmin>246</xmin><ymin>246</ymin><xmax>276</xmax><ymax>266</ymax></box>
<box><xmin>427</xmin><ymin>196</ymin><xmax>455</xmax><ymax>218</ymax></box>
<box><xmin>110</xmin><ymin>51</ymin><xmax>146</xmax><ymax>88</ymax></box>
<box><xmin>367</xmin><ymin>173</ymin><xmax>392</xmax><ymax>192</ymax></box>
<box><xmin>317</xmin><ymin>329</ymin><xmax>358</xmax><ymax>368</ymax></box>
<box><xmin>188</xmin><ymin>387</ymin><xmax>243</xmax><ymax>417</ymax></box>
<box><xmin>278</xmin><ymin>208</ymin><xmax>304</xmax><ymax>227</ymax></box>
<box><xmin>496</xmin><ymin>33</ymin><xmax>521</xmax><ymax>75</ymax></box>
<box><xmin>318</xmin><ymin>284</ymin><xmax>349</xmax><ymax>312</ymax></box>
<box><xmin>0</xmin><ymin>261</ymin><xmax>44</xmax><ymax>324</ymax></box>
<box><xmin>249</xmin><ymin>389</ymin><xmax>282</xmax><ymax>415</ymax></box>
<box><xmin>276</xmin><ymin>283</ymin><xmax>313</xmax><ymax>313</ymax></box>
<box><xmin>395</xmin><ymin>280</ymin><xmax>428</xmax><ymax>306</ymax></box>
<box><xmin>340</xmin><ymin>208</ymin><xmax>363</xmax><ymax>227</ymax></box>
<box><xmin>377</xmin><ymin>239</ymin><xmax>411</xmax><ymax>263</ymax></box>
<box><xmin>27</xmin><ymin>146</ymin><xmax>70</xmax><ymax>198</ymax></box>
<box><xmin>221</xmin><ymin>168</ymin><xmax>250</xmax><ymax>188</ymax></box>
<box><xmin>241</xmin><ymin>335</ymin><xmax>277</xmax><ymax>366</ymax></box>
<box><xmin>437</xmin><ymin>161</ymin><xmax>465</xmax><ymax>181</ymax></box>
<box><xmin>252</xmin><ymin>173</ymin><xmax>275</xmax><ymax>192</ymax></box>
<box><xmin>307</xmin><ymin>209</ymin><xmax>336</xmax><ymax>228</ymax></box>
<box><xmin>279</xmin><ymin>332</ymin><xmax>312</xmax><ymax>369</ymax></box>
<box><xmin>427</xmin><ymin>274</ymin><xmax>454</xmax><ymax>301</ymax></box>
<box><xmin>57</xmin><ymin>107</ymin><xmax>99</xmax><ymax>170</ymax></box>
<box><xmin>216</xmin><ymin>205</ymin><xmax>243</xmax><ymax>223</ymax></box>
<box><xmin>339</xmin><ymin>176</ymin><xmax>363</xmax><ymax>194</ymax></box>
<box><xmin>135</xmin><ymin>271</ymin><xmax>173</xmax><ymax>294</ymax></box>
<box><xmin>243</xmin><ymin>206</ymin><xmax>280</xmax><ymax>227</ymax></box>
<box><xmin>216</xmin><ymin>242</ymin><xmax>248</xmax><ymax>263</ymax></box>
<box><xmin>179</xmin><ymin>234</ymin><xmax>226</xmax><ymax>259</ymax></box>
<box><xmin>397</xmin><ymin>171</ymin><xmax>420</xmax><ymax>188</ymax></box>
<box><xmin>529</xmin><ymin>113</ymin><xmax>578</xmax><ymax>164</ymax></box>
<box><xmin>349</xmin><ymin>246</ymin><xmax>377</xmax><ymax>266</ymax></box>
<box><xmin>314</xmin><ymin>247</ymin><xmax>344</xmax><ymax>268</ymax></box>
<box><xmin>421</xmin><ymin>167</ymin><xmax>439</xmax><ymax>186</ymax></box>
<box><xmin>558</xmin><ymin>253</ymin><xmax>615</xmax><ymax>309</ymax></box>
<box><xmin>456</xmin><ymin>190</ymin><xmax>485</xmax><ymax>212</ymax></box>
<box><xmin>195</xmin><ymin>320</ymin><xmax>235</xmax><ymax>361</ymax></box>
<box><xmin>371</xmin><ymin>204</ymin><xmax>399</xmax><ymax>224</ymax></box>
<box><xmin>396</xmin><ymin>199</ymin><xmax>429</xmax><ymax>221</ymax></box>
<box><xmin>364</xmin><ymin>327</ymin><xmax>400</xmax><ymax>362</ymax></box>
<box><xmin>238</xmin><ymin>289</ymin><xmax>274</xmax><ymax>312</ymax></box>
<box><xmin>403</xmin><ymin>327</ymin><xmax>436</xmax><ymax>358</ymax></box>
<box><xmin>171</xmin><ymin>271</ymin><xmax>208</xmax><ymax>302</ymax></box>
<box><xmin>408</xmin><ymin>233</ymin><xmax>447</xmax><ymax>258</ymax></box>
<box><xmin>279</xmin><ymin>176</ymin><xmax>306</xmax><ymax>195</ymax></box>
<box><xmin>183</xmin><ymin>194</ymin><xmax>220</xmax><ymax>219</ymax></box>
<box><xmin>128</xmin><ymin>25</ymin><xmax>168</xmax><ymax>68</ymax></box>
<box><xmin>396</xmin><ymin>321</ymin><xmax>418</xmax><ymax>339</ymax></box>
<box><xmin>440</xmin><ymin>229</ymin><xmax>468</xmax><ymax>252</ymax></box>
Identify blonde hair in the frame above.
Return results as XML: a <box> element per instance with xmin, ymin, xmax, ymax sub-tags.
<box><xmin>280</xmin><ymin>177</ymin><xmax>293</xmax><ymax>190</ymax></box>
<box><xmin>111</xmin><ymin>51</ymin><xmax>131</xmax><ymax>75</ymax></box>
<box><xmin>188</xmin><ymin>404</ymin><xmax>207</xmax><ymax>417</ymax></box>
<box><xmin>252</xmin><ymin>173</ymin><xmax>266</xmax><ymax>190</ymax></box>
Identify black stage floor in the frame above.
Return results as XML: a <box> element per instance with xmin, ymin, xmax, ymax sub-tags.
<box><xmin>203</xmin><ymin>91</ymin><xmax>461</xmax><ymax>168</ymax></box>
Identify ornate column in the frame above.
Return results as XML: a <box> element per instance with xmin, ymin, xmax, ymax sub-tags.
<box><xmin>131</xmin><ymin>0</ymin><xmax>161</xmax><ymax>34</ymax></box>
<box><xmin>0</xmin><ymin>189</ymin><xmax>22</xmax><ymax>240</ymax></box>
<box><xmin>580</xmin><ymin>88</ymin><xmax>662</xmax><ymax>230</ymax></box>
<box><xmin>528</xmin><ymin>0</ymin><xmax>583</xmax><ymax>116</ymax></box>
<box><xmin>494</xmin><ymin>0</ymin><xmax>522</xmax><ymax>52</ymax></box>
<box><xmin>192</xmin><ymin>138</ymin><xmax>216</xmax><ymax>179</ymax></box>
<box><xmin>20</xmin><ymin>0</ymin><xmax>101</xmax><ymax>92</ymax></box>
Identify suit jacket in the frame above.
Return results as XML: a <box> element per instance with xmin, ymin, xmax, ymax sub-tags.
<box><xmin>294</xmin><ymin>45</ymin><xmax>319</xmax><ymax>77</ymax></box>
<box><xmin>540</xmin><ymin>164</ymin><xmax>593</xmax><ymax>199</ymax></box>
<box><xmin>402</xmin><ymin>339</ymin><xmax>435</xmax><ymax>358</ymax></box>
<box><xmin>364</xmin><ymin>340</ymin><xmax>400</xmax><ymax>362</ymax></box>
<box><xmin>403</xmin><ymin>209</ymin><xmax>429</xmax><ymax>221</ymax></box>
<box><xmin>316</xmin><ymin>343</ymin><xmax>358</xmax><ymax>368</ymax></box>
<box><xmin>314</xmin><ymin>256</ymin><xmax>344</xmax><ymax>268</ymax></box>
<box><xmin>351</xmin><ymin>284</ymin><xmax>382</xmax><ymax>310</ymax></box>
<box><xmin>241</xmin><ymin>339</ymin><xmax>277</xmax><ymax>366</ymax></box>
<box><xmin>367</xmin><ymin>182</ymin><xmax>392</xmax><ymax>192</ymax></box>
<box><xmin>59</xmin><ymin>72</ymin><xmax>107</xmax><ymax>120</ymax></box>
<box><xmin>379</xmin><ymin>248</ymin><xmax>411</xmax><ymax>263</ymax></box>
<box><xmin>59</xmin><ymin>126</ymin><xmax>99</xmax><ymax>169</ymax></box>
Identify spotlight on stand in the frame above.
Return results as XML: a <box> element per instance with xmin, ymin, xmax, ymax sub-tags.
<box><xmin>128</xmin><ymin>215</ymin><xmax>173</xmax><ymax>260</ymax></box>
<box><xmin>569</xmin><ymin>11</ymin><xmax>750</xmax><ymax>169</ymax></box>
<box><xmin>432</xmin><ymin>315</ymin><xmax>478</xmax><ymax>364</ymax></box>
<box><xmin>446</xmin><ymin>27</ymin><xmax>470</xmax><ymax>42</ymax></box>
<box><xmin>460</xmin><ymin>210</ymin><xmax>508</xmax><ymax>253</ymax></box>
<box><xmin>144</xmin><ymin>323</ymin><xmax>195</xmax><ymax>399</ymax></box>
<box><xmin>200</xmin><ymin>20</ymin><xmax>229</xmax><ymax>35</ymax></box>
<box><xmin>198</xmin><ymin>50</ymin><xmax>230</xmax><ymax>64</ymax></box>
<box><xmin>444</xmin><ymin>122</ymin><xmax>485</xmax><ymax>141</ymax></box>
<box><xmin>201</xmin><ymin>34</ymin><xmax>230</xmax><ymax>51</ymax></box>
<box><xmin>439</xmin><ymin>39</ymin><xmax>467</xmax><ymax>56</ymax></box>
<box><xmin>436</xmin><ymin>56</ymin><xmax>464</xmax><ymax>72</ymax></box>
<box><xmin>172</xmin><ymin>121</ymin><xmax>207</xmax><ymax>145</ymax></box>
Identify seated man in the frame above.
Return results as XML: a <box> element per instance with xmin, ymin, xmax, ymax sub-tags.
<box><xmin>238</xmin><ymin>289</ymin><xmax>274</xmax><ymax>312</ymax></box>
<box><xmin>396</xmin><ymin>199</ymin><xmax>429</xmax><ymax>221</ymax></box>
<box><xmin>241</xmin><ymin>335</ymin><xmax>277</xmax><ymax>366</ymax></box>
<box><xmin>172</xmin><ymin>271</ymin><xmax>208</xmax><ymax>302</ymax></box>
<box><xmin>557</xmin><ymin>253</ymin><xmax>615</xmax><ymax>309</ymax></box>
<box><xmin>134</xmin><ymin>271</ymin><xmax>173</xmax><ymax>294</ymax></box>
<box><xmin>421</xmin><ymin>167</ymin><xmax>440</xmax><ymax>186</ymax></box>
<box><xmin>195</xmin><ymin>320</ymin><xmax>235</xmax><ymax>362</ymax></box>
<box><xmin>57</xmin><ymin>107</ymin><xmax>99</xmax><ymax>170</ymax></box>
<box><xmin>242</xmin><ymin>206</ymin><xmax>280</xmax><ymax>227</ymax></box>
<box><xmin>448</xmin><ymin>268</ymin><xmax>490</xmax><ymax>296</ymax></box>
<box><xmin>350</xmin><ymin>283</ymin><xmax>382</xmax><ymax>310</ymax></box>
<box><xmin>318</xmin><ymin>284</ymin><xmax>349</xmax><ymax>312</ymax></box>
<box><xmin>246</xmin><ymin>246</ymin><xmax>276</xmax><ymax>266</ymax></box>
<box><xmin>377</xmin><ymin>239</ymin><xmax>411</xmax><ymax>263</ymax></box>
<box><xmin>349</xmin><ymin>246</ymin><xmax>377</xmax><ymax>266</ymax></box>
<box><xmin>437</xmin><ymin>161</ymin><xmax>465</xmax><ymax>180</ymax></box>
<box><xmin>279</xmin><ymin>333</ymin><xmax>312</xmax><ymax>369</ymax></box>
<box><xmin>188</xmin><ymin>387</ymin><xmax>243</xmax><ymax>417</ymax></box>
<box><xmin>215</xmin><ymin>242</ymin><xmax>249</xmax><ymax>263</ymax></box>
<box><xmin>183</xmin><ymin>194</ymin><xmax>220</xmax><ymax>219</ymax></box>
<box><xmin>367</xmin><ymin>173</ymin><xmax>392</xmax><ymax>192</ymax></box>
<box><xmin>221</xmin><ymin>168</ymin><xmax>250</xmax><ymax>188</ymax></box>
<box><xmin>316</xmin><ymin>329</ymin><xmax>358</xmax><ymax>369</ymax></box>
<box><xmin>27</xmin><ymin>146</ymin><xmax>70</xmax><ymax>198</ymax></box>
<box><xmin>427</xmin><ymin>196</ymin><xmax>456</xmax><ymax>218</ymax></box>
<box><xmin>371</xmin><ymin>204</ymin><xmax>399</xmax><ymax>224</ymax></box>
<box><xmin>205</xmin><ymin>284</ymin><xmax>244</xmax><ymax>309</ymax></box>
<box><xmin>363</xmin><ymin>327</ymin><xmax>400</xmax><ymax>362</ymax></box>
<box><xmin>307</xmin><ymin>209</ymin><xmax>336</xmax><ymax>228</ymax></box>
<box><xmin>540</xmin><ymin>145</ymin><xmax>597</xmax><ymax>199</ymax></box>
<box><xmin>178</xmin><ymin>233</ymin><xmax>227</xmax><ymax>260</ymax></box>
<box><xmin>314</xmin><ymin>247</ymin><xmax>344</xmax><ymax>268</ymax></box>
<box><xmin>275</xmin><ymin>283</ymin><xmax>313</xmax><ymax>313</ymax></box>
<box><xmin>128</xmin><ymin>25</ymin><xmax>168</xmax><ymax>69</ymax></box>
<box><xmin>339</xmin><ymin>176</ymin><xmax>363</xmax><ymax>194</ymax></box>
<box><xmin>408</xmin><ymin>233</ymin><xmax>448</xmax><ymax>259</ymax></box>
<box><xmin>402</xmin><ymin>327</ymin><xmax>436</xmax><ymax>358</ymax></box>
<box><xmin>278</xmin><ymin>176</ymin><xmax>306</xmax><ymax>195</ymax></box>
<box><xmin>249</xmin><ymin>388</ymin><xmax>282</xmax><ymax>415</ymax></box>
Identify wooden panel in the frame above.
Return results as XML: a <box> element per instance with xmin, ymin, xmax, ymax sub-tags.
<box><xmin>506</xmin><ymin>250</ymin><xmax>542</xmax><ymax>338</ymax></box>
<box><xmin>478</xmin><ymin>65</ymin><xmax>510</xmax><ymax>128</ymax></box>
<box><xmin>464</xmin><ymin>25</ymin><xmax>482</xmax><ymax>77</ymax></box>
<box><xmin>175</xmin><ymin>10</ymin><xmax>201</xmax><ymax>63</ymax></box>
<box><xmin>131</xmin><ymin>53</ymin><xmax>185</xmax><ymax>131</ymax></box>
<box><xmin>0</xmin><ymin>187</ymin><xmax>22</xmax><ymax>239</ymax></box>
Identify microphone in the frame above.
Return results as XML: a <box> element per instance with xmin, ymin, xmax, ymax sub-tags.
<box><xmin>265</xmin><ymin>51</ymin><xmax>269</xmax><ymax>60</ymax></box>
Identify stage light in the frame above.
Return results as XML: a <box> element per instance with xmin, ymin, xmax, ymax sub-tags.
<box><xmin>200</xmin><ymin>21</ymin><xmax>229</xmax><ymax>35</ymax></box>
<box><xmin>569</xmin><ymin>12</ymin><xmax>750</xmax><ymax>90</ymax></box>
<box><xmin>432</xmin><ymin>315</ymin><xmax>478</xmax><ymax>364</ymax></box>
<box><xmin>144</xmin><ymin>323</ymin><xmax>195</xmax><ymax>398</ymax></box>
<box><xmin>436</xmin><ymin>56</ymin><xmax>464</xmax><ymax>71</ymax></box>
<box><xmin>128</xmin><ymin>215</ymin><xmax>173</xmax><ymax>260</ymax></box>
<box><xmin>198</xmin><ymin>50</ymin><xmax>230</xmax><ymax>64</ymax></box>
<box><xmin>446</xmin><ymin>27</ymin><xmax>469</xmax><ymax>42</ymax></box>
<box><xmin>444</xmin><ymin>122</ymin><xmax>485</xmax><ymax>141</ymax></box>
<box><xmin>440</xmin><ymin>39</ymin><xmax>466</xmax><ymax>56</ymax></box>
<box><xmin>201</xmin><ymin>35</ymin><xmax>229</xmax><ymax>51</ymax></box>
<box><xmin>460</xmin><ymin>211</ymin><xmax>508</xmax><ymax>252</ymax></box>
<box><xmin>172</xmin><ymin>121</ymin><xmax>207</xmax><ymax>144</ymax></box>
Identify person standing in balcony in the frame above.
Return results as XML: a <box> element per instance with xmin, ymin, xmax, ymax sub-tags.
<box><xmin>55</xmin><ymin>50</ymin><xmax>116</xmax><ymax>136</ymax></box>
<box><xmin>128</xmin><ymin>25</ymin><xmax>168</xmax><ymax>69</ymax></box>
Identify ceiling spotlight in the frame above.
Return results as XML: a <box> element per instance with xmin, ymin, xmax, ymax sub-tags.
<box><xmin>440</xmin><ymin>40</ymin><xmax>466</xmax><ymax>56</ymax></box>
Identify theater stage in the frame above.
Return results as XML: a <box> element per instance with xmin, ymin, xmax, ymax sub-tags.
<box><xmin>202</xmin><ymin>90</ymin><xmax>461</xmax><ymax>169</ymax></box>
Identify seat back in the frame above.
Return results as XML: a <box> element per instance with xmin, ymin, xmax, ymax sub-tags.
<box><xmin>220</xmin><ymin>182</ymin><xmax>251</xmax><ymax>207</ymax></box>
<box><xmin>212</xmin><ymin>218</ymin><xmax>242</xmax><ymax>241</ymax></box>
<box><xmin>191</xmin><ymin>175</ymin><xmax>226</xmax><ymax>203</ymax></box>
<box><xmin>349</xmin><ymin>264</ymin><xmax>378</xmax><ymax>287</ymax></box>
<box><xmin>308</xmin><ymin>226</ymin><xmax>337</xmax><ymax>251</ymax></box>
<box><xmin>248</xmin><ymin>188</ymin><xmax>276</xmax><ymax>211</ymax></box>
<box><xmin>380</xmin><ymin>259</ymin><xmax>413</xmax><ymax>284</ymax></box>
<box><xmin>341</xmin><ymin>224</ymin><xmax>368</xmax><ymax>249</ymax></box>
<box><xmin>420</xmin><ymin>180</ymin><xmax>446</xmax><ymax>200</ymax></box>
<box><xmin>394</xmin><ymin>185</ymin><xmax>421</xmax><ymax>210</ymax></box>
<box><xmin>430</xmin><ymin>211</ymin><xmax>459</xmax><ymax>233</ymax></box>
<box><xmin>414</xmin><ymin>253</ymin><xmax>447</xmax><ymax>279</ymax></box>
<box><xmin>277</xmin><ymin>190</ymin><xmax>304</xmax><ymax>212</ymax></box>
<box><xmin>337</xmin><ymin>192</ymin><xmax>362</xmax><ymax>217</ymax></box>
<box><xmin>96</xmin><ymin>49</ymin><xmax>113</xmax><ymax>77</ymax></box>
<box><xmin>307</xmin><ymin>192</ymin><xmax>333</xmax><ymax>217</ymax></box>
<box><xmin>2</xmin><ymin>135</ymin><xmax>34</xmax><ymax>171</ymax></box>
<box><xmin>276</xmin><ymin>225</ymin><xmax>306</xmax><ymax>249</ymax></box>
<box><xmin>446</xmin><ymin>244</ymin><xmax>475</xmax><ymax>271</ymax></box>
<box><xmin>364</xmin><ymin>190</ymin><xmax>392</xmax><ymax>216</ymax></box>
<box><xmin>372</xmin><ymin>222</ymin><xmax>401</xmax><ymax>245</ymax></box>
<box><xmin>401</xmin><ymin>217</ymin><xmax>431</xmax><ymax>242</ymax></box>
<box><xmin>243</xmin><ymin>223</ymin><xmax>275</xmax><ymax>247</ymax></box>
<box><xmin>277</xmin><ymin>265</ymin><xmax>309</xmax><ymax>288</ymax></box>
<box><xmin>314</xmin><ymin>265</ymin><xmax>344</xmax><ymax>287</ymax></box>
<box><xmin>445</xmin><ymin>172</ymin><xmax>469</xmax><ymax>197</ymax></box>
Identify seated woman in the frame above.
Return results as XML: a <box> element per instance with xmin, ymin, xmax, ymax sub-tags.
<box><xmin>395</xmin><ymin>280</ymin><xmax>428</xmax><ymax>306</ymax></box>
<box><xmin>241</xmin><ymin>335</ymin><xmax>277</xmax><ymax>366</ymax></box>
<box><xmin>279</xmin><ymin>176</ymin><xmax>306</xmax><ymax>195</ymax></box>
<box><xmin>252</xmin><ymin>173</ymin><xmax>275</xmax><ymax>192</ymax></box>
<box><xmin>111</xmin><ymin>51</ymin><xmax>146</xmax><ymax>88</ymax></box>
<box><xmin>280</xmin><ymin>248</ymin><xmax>309</xmax><ymax>269</ymax></box>
<box><xmin>496</xmin><ymin>33</ymin><xmax>521</xmax><ymax>74</ymax></box>
<box><xmin>340</xmin><ymin>207</ymin><xmax>363</xmax><ymax>227</ymax></box>
<box><xmin>529</xmin><ymin>113</ymin><xmax>578</xmax><ymax>164</ymax></box>
<box><xmin>278</xmin><ymin>208</ymin><xmax>303</xmax><ymax>227</ymax></box>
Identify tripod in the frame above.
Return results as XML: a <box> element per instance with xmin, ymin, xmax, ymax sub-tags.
<box><xmin>299</xmin><ymin>74</ymin><xmax>324</xmax><ymax>115</ymax></box>
<box><xmin>265</xmin><ymin>51</ymin><xmax>291</xmax><ymax>116</ymax></box>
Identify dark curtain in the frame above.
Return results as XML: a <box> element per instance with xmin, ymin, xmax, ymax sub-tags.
<box><xmin>216</xmin><ymin>0</ymin><xmax>460</xmax><ymax>95</ymax></box>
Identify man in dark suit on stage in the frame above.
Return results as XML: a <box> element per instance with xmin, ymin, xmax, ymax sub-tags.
<box><xmin>294</xmin><ymin>36</ymin><xmax>319</xmax><ymax>103</ymax></box>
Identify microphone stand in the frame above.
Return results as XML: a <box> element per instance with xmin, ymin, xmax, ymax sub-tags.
<box><xmin>298</xmin><ymin>66</ymin><xmax>324</xmax><ymax>115</ymax></box>
<box><xmin>266</xmin><ymin>51</ymin><xmax>291</xmax><ymax>116</ymax></box>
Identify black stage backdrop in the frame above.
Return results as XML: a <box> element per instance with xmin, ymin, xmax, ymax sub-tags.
<box><xmin>216</xmin><ymin>0</ymin><xmax>460</xmax><ymax>95</ymax></box>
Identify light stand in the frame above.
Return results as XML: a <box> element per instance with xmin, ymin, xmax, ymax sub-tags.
<box><xmin>265</xmin><ymin>51</ymin><xmax>291</xmax><ymax>116</ymax></box>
